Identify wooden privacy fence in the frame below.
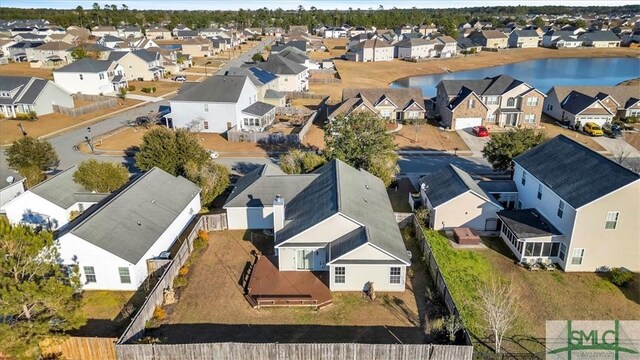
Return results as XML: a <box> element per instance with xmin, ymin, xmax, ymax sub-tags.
<box><xmin>40</xmin><ymin>336</ymin><xmax>117</xmax><ymax>360</ymax></box>
<box><xmin>54</xmin><ymin>94</ymin><xmax>118</xmax><ymax>117</ymax></box>
<box><xmin>116</xmin><ymin>342</ymin><xmax>473</xmax><ymax>360</ymax></box>
<box><xmin>227</xmin><ymin>111</ymin><xmax>318</xmax><ymax>145</ymax></box>
<box><xmin>413</xmin><ymin>217</ymin><xmax>472</xmax><ymax>346</ymax></box>
<box><xmin>118</xmin><ymin>214</ymin><xmax>226</xmax><ymax>344</ymax></box>
<box><xmin>309</xmin><ymin>77</ymin><xmax>342</xmax><ymax>84</ymax></box>
<box><xmin>394</xmin><ymin>212</ymin><xmax>414</xmax><ymax>228</ymax></box>
<box><xmin>276</xmin><ymin>106</ymin><xmax>313</xmax><ymax>116</ymax></box>
<box><xmin>283</xmin><ymin>91</ymin><xmax>327</xmax><ymax>99</ymax></box>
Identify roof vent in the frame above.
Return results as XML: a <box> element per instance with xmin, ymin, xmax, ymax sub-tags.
<box><xmin>365</xmin><ymin>184</ymin><xmax>370</xmax><ymax>190</ymax></box>
<box><xmin>363</xmin><ymin>198</ymin><xmax>368</xmax><ymax>203</ymax></box>
<box><xmin>137</xmin><ymin>221</ymin><xmax>142</xmax><ymax>226</ymax></box>
<box><xmin>151</xmin><ymin>199</ymin><xmax>156</xmax><ymax>204</ymax></box>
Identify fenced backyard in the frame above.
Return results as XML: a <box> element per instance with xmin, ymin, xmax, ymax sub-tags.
<box><xmin>53</xmin><ymin>93</ymin><xmax>118</xmax><ymax>117</ymax></box>
<box><xmin>226</xmin><ymin>108</ymin><xmax>321</xmax><ymax>144</ymax></box>
<box><xmin>40</xmin><ymin>336</ymin><xmax>117</xmax><ymax>360</ymax></box>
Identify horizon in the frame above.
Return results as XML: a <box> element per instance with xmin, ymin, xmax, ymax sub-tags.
<box><xmin>0</xmin><ymin>0</ymin><xmax>637</xmax><ymax>11</ymax></box>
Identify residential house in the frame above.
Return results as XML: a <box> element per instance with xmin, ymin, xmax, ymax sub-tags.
<box><xmin>92</xmin><ymin>26</ymin><xmax>118</xmax><ymax>37</ymax></box>
<box><xmin>346</xmin><ymin>38</ymin><xmax>394</xmax><ymax>62</ymax></box>
<box><xmin>170</xmin><ymin>75</ymin><xmax>275</xmax><ymax>133</ymax></box>
<box><xmin>124</xmin><ymin>37</ymin><xmax>159</xmax><ymax>50</ymax></box>
<box><xmin>146</xmin><ymin>27</ymin><xmax>172</xmax><ymax>40</ymax></box>
<box><xmin>456</xmin><ymin>37</ymin><xmax>483</xmax><ymax>53</ymax></box>
<box><xmin>329</xmin><ymin>88</ymin><xmax>425</xmax><ymax>122</ymax></box>
<box><xmin>26</xmin><ymin>41</ymin><xmax>74</xmax><ymax>66</ymax></box>
<box><xmin>66</xmin><ymin>26</ymin><xmax>91</xmax><ymax>41</ymax></box>
<box><xmin>181</xmin><ymin>37</ymin><xmax>213</xmax><ymax>57</ymax></box>
<box><xmin>277</xmin><ymin>46</ymin><xmax>319</xmax><ymax>69</ymax></box>
<box><xmin>289</xmin><ymin>25</ymin><xmax>308</xmax><ymax>34</ymax></box>
<box><xmin>418</xmin><ymin>24</ymin><xmax>438</xmax><ymax>37</ymax></box>
<box><xmin>108</xmin><ymin>49</ymin><xmax>164</xmax><ymax>81</ymax></box>
<box><xmin>99</xmin><ymin>34</ymin><xmax>125</xmax><ymax>49</ymax></box>
<box><xmin>436</xmin><ymin>74</ymin><xmax>545</xmax><ymax>129</ymax></box>
<box><xmin>508</xmin><ymin>29</ymin><xmax>540</xmax><ymax>48</ymax></box>
<box><xmin>578</xmin><ymin>31</ymin><xmax>621</xmax><ymax>47</ymax></box>
<box><xmin>0</xmin><ymin>174</ymin><xmax>25</xmax><ymax>214</ymax></box>
<box><xmin>70</xmin><ymin>43</ymin><xmax>114</xmax><ymax>60</ymax></box>
<box><xmin>503</xmin><ymin>136</ymin><xmax>640</xmax><ymax>271</ymax></box>
<box><xmin>395</xmin><ymin>38</ymin><xmax>438</xmax><ymax>59</ymax></box>
<box><xmin>313</xmin><ymin>25</ymin><xmax>328</xmax><ymax>36</ymax></box>
<box><xmin>254</xmin><ymin>54</ymin><xmax>308</xmax><ymax>92</ymax></box>
<box><xmin>324</xmin><ymin>27</ymin><xmax>347</xmax><ymax>38</ymax></box>
<box><xmin>224</xmin><ymin>159</ymin><xmax>411</xmax><ymax>292</ymax></box>
<box><xmin>434</xmin><ymin>36</ymin><xmax>458</xmax><ymax>57</ymax></box>
<box><xmin>226</xmin><ymin>66</ymin><xmax>280</xmax><ymax>102</ymax></box>
<box><xmin>0</xmin><ymin>75</ymin><xmax>73</xmax><ymax>118</ymax></box>
<box><xmin>0</xmin><ymin>39</ymin><xmax>16</xmax><ymax>57</ymax></box>
<box><xmin>263</xmin><ymin>89</ymin><xmax>287</xmax><ymax>107</ymax></box>
<box><xmin>117</xmin><ymin>26</ymin><xmax>143</xmax><ymax>39</ymax></box>
<box><xmin>468</xmin><ymin>30</ymin><xmax>509</xmax><ymax>49</ymax></box>
<box><xmin>4</xmin><ymin>166</ymin><xmax>109</xmax><ymax>230</ymax></box>
<box><xmin>264</xmin><ymin>27</ymin><xmax>284</xmax><ymax>37</ymax></box>
<box><xmin>56</xmin><ymin>167</ymin><xmax>201</xmax><ymax>290</ymax></box>
<box><xmin>12</xmin><ymin>33</ymin><xmax>48</xmax><ymax>43</ymax></box>
<box><xmin>347</xmin><ymin>26</ymin><xmax>369</xmax><ymax>37</ymax></box>
<box><xmin>48</xmin><ymin>33</ymin><xmax>77</xmax><ymax>44</ymax></box>
<box><xmin>172</xmin><ymin>24</ymin><xmax>191</xmax><ymax>37</ymax></box>
<box><xmin>7</xmin><ymin>41</ymin><xmax>44</xmax><ymax>61</ymax></box>
<box><xmin>542</xmin><ymin>30</ymin><xmax>583</xmax><ymax>48</ymax></box>
<box><xmin>176</xmin><ymin>30</ymin><xmax>199</xmax><ymax>40</ymax></box>
<box><xmin>544</xmin><ymin>85</ymin><xmax>640</xmax><ymax>128</ymax></box>
<box><xmin>418</xmin><ymin>165</ymin><xmax>507</xmax><ymax>231</ymax></box>
<box><xmin>53</xmin><ymin>59</ymin><xmax>128</xmax><ymax>95</ymax></box>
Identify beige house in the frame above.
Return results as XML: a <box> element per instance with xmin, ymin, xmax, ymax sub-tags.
<box><xmin>508</xmin><ymin>29</ymin><xmax>539</xmax><ymax>48</ymax></box>
<box><xmin>107</xmin><ymin>50</ymin><xmax>164</xmax><ymax>81</ymax></box>
<box><xmin>26</xmin><ymin>41</ymin><xmax>74</xmax><ymax>65</ymax></box>
<box><xmin>395</xmin><ymin>38</ymin><xmax>438</xmax><ymax>59</ymax></box>
<box><xmin>92</xmin><ymin>26</ymin><xmax>118</xmax><ymax>37</ymax></box>
<box><xmin>48</xmin><ymin>33</ymin><xmax>77</xmax><ymax>44</ymax></box>
<box><xmin>180</xmin><ymin>38</ymin><xmax>212</xmax><ymax>57</ymax></box>
<box><xmin>330</xmin><ymin>88</ymin><xmax>425</xmax><ymax>122</ymax></box>
<box><xmin>436</xmin><ymin>74</ymin><xmax>545</xmax><ymax>130</ymax></box>
<box><xmin>468</xmin><ymin>30</ymin><xmax>509</xmax><ymax>49</ymax></box>
<box><xmin>345</xmin><ymin>38</ymin><xmax>394</xmax><ymax>62</ymax></box>
<box><xmin>146</xmin><ymin>27</ymin><xmax>172</xmax><ymax>40</ymax></box>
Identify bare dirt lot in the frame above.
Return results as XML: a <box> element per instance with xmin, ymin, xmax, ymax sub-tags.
<box><xmin>127</xmin><ymin>80</ymin><xmax>181</xmax><ymax>96</ymax></box>
<box><xmin>0</xmin><ymin>62</ymin><xmax>54</xmax><ymax>79</ymax></box>
<box><xmin>309</xmin><ymin>47</ymin><xmax>640</xmax><ymax>101</ymax></box>
<box><xmin>624</xmin><ymin>131</ymin><xmax>640</xmax><ymax>151</ymax></box>
<box><xmin>0</xmin><ymin>98</ymin><xmax>143</xmax><ymax>146</ymax></box>
<box><xmin>146</xmin><ymin>230</ymin><xmax>427</xmax><ymax>344</ymax></box>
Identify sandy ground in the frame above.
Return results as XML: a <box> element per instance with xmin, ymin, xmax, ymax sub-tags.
<box><xmin>624</xmin><ymin>132</ymin><xmax>640</xmax><ymax>151</ymax></box>
<box><xmin>309</xmin><ymin>47</ymin><xmax>640</xmax><ymax>100</ymax></box>
<box><xmin>0</xmin><ymin>62</ymin><xmax>54</xmax><ymax>79</ymax></box>
<box><xmin>127</xmin><ymin>80</ymin><xmax>181</xmax><ymax>96</ymax></box>
<box><xmin>0</xmin><ymin>98</ymin><xmax>143</xmax><ymax>145</ymax></box>
<box><xmin>540</xmin><ymin>114</ymin><xmax>605</xmax><ymax>151</ymax></box>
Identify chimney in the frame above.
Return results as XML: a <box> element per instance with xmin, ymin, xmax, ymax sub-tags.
<box><xmin>273</xmin><ymin>194</ymin><xmax>285</xmax><ymax>234</ymax></box>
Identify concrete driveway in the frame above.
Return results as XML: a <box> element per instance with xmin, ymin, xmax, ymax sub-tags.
<box><xmin>457</xmin><ymin>129</ymin><xmax>490</xmax><ymax>158</ymax></box>
<box><xmin>592</xmin><ymin>136</ymin><xmax>640</xmax><ymax>158</ymax></box>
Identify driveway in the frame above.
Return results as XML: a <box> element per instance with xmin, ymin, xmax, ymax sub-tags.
<box><xmin>592</xmin><ymin>136</ymin><xmax>640</xmax><ymax>158</ymax></box>
<box><xmin>457</xmin><ymin>129</ymin><xmax>490</xmax><ymax>158</ymax></box>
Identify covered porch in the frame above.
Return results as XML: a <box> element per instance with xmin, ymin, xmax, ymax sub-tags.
<box><xmin>110</xmin><ymin>75</ymin><xmax>128</xmax><ymax>91</ymax></box>
<box><xmin>497</xmin><ymin>108</ymin><xmax>522</xmax><ymax>127</ymax></box>
<box><xmin>246</xmin><ymin>255</ymin><xmax>332</xmax><ymax>309</ymax></box>
<box><xmin>497</xmin><ymin>209</ymin><xmax>567</xmax><ymax>268</ymax></box>
<box><xmin>239</xmin><ymin>102</ymin><xmax>276</xmax><ymax>132</ymax></box>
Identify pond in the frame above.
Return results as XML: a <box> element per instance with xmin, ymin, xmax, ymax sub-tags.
<box><xmin>390</xmin><ymin>57</ymin><xmax>640</xmax><ymax>97</ymax></box>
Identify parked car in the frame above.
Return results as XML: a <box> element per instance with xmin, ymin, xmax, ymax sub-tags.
<box><xmin>172</xmin><ymin>75</ymin><xmax>187</xmax><ymax>81</ymax></box>
<box><xmin>472</xmin><ymin>126</ymin><xmax>489</xmax><ymax>137</ymax></box>
<box><xmin>208</xmin><ymin>150</ymin><xmax>219</xmax><ymax>159</ymax></box>
<box><xmin>583</xmin><ymin>122</ymin><xmax>604</xmax><ymax>136</ymax></box>
<box><xmin>602</xmin><ymin>123</ymin><xmax>622</xmax><ymax>138</ymax></box>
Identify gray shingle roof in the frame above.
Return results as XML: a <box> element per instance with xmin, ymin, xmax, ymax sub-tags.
<box><xmin>418</xmin><ymin>164</ymin><xmax>496</xmax><ymax>208</ymax></box>
<box><xmin>67</xmin><ymin>167</ymin><xmax>200</xmax><ymax>264</ymax></box>
<box><xmin>29</xmin><ymin>166</ymin><xmax>109</xmax><ymax>209</ymax></box>
<box><xmin>498</xmin><ymin>209</ymin><xmax>562</xmax><ymax>238</ymax></box>
<box><xmin>241</xmin><ymin>101</ymin><xmax>275</xmax><ymax>116</ymax></box>
<box><xmin>54</xmin><ymin>59</ymin><xmax>114</xmax><ymax>73</ymax></box>
<box><xmin>172</xmin><ymin>75</ymin><xmax>249</xmax><ymax>103</ymax></box>
<box><xmin>439</xmin><ymin>74</ymin><xmax>525</xmax><ymax>98</ymax></box>
<box><xmin>478</xmin><ymin>180</ymin><xmax>518</xmax><ymax>193</ymax></box>
<box><xmin>513</xmin><ymin>135</ymin><xmax>640</xmax><ymax>208</ymax></box>
<box><xmin>255</xmin><ymin>54</ymin><xmax>306</xmax><ymax>75</ymax></box>
<box><xmin>579</xmin><ymin>31</ymin><xmax>620</xmax><ymax>42</ymax></box>
<box><xmin>264</xmin><ymin>89</ymin><xmax>285</xmax><ymax>99</ymax></box>
<box><xmin>559</xmin><ymin>91</ymin><xmax>607</xmax><ymax>115</ymax></box>
<box><xmin>513</xmin><ymin>29</ymin><xmax>540</xmax><ymax>37</ymax></box>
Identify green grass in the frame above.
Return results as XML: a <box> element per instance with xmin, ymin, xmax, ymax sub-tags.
<box><xmin>81</xmin><ymin>290</ymin><xmax>135</xmax><ymax>320</ymax></box>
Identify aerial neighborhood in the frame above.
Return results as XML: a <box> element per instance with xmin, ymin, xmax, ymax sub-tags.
<box><xmin>0</xmin><ymin>3</ymin><xmax>639</xmax><ymax>360</ymax></box>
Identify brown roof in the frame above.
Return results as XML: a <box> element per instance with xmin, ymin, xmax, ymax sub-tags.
<box><xmin>552</xmin><ymin>85</ymin><xmax>640</xmax><ymax>109</ymax></box>
<box><xmin>437</xmin><ymin>35</ymin><xmax>457</xmax><ymax>43</ymax></box>
<box><xmin>341</xmin><ymin>88</ymin><xmax>425</xmax><ymax>112</ymax></box>
<box><xmin>34</xmin><ymin>41</ymin><xmax>74</xmax><ymax>51</ymax></box>
<box><xmin>479</xmin><ymin>30</ymin><xmax>508</xmax><ymax>39</ymax></box>
<box><xmin>147</xmin><ymin>28</ymin><xmax>170</xmax><ymax>32</ymax></box>
<box><xmin>329</xmin><ymin>97</ymin><xmax>377</xmax><ymax>118</ymax></box>
<box><xmin>49</xmin><ymin>34</ymin><xmax>74</xmax><ymax>41</ymax></box>
<box><xmin>580</xmin><ymin>107</ymin><xmax>612</xmax><ymax>115</ymax></box>
<box><xmin>360</xmin><ymin>38</ymin><xmax>394</xmax><ymax>49</ymax></box>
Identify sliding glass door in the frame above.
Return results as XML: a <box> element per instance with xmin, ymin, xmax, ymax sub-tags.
<box><xmin>296</xmin><ymin>249</ymin><xmax>313</xmax><ymax>270</ymax></box>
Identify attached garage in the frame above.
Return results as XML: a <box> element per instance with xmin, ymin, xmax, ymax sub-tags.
<box><xmin>454</xmin><ymin>117</ymin><xmax>483</xmax><ymax>129</ymax></box>
<box><xmin>226</xmin><ymin>207</ymin><xmax>274</xmax><ymax>230</ymax></box>
<box><xmin>574</xmin><ymin>115</ymin><xmax>612</xmax><ymax>128</ymax></box>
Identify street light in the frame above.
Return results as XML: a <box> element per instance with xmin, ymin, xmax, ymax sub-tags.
<box><xmin>204</xmin><ymin>61</ymin><xmax>212</xmax><ymax>76</ymax></box>
<box><xmin>87</xmin><ymin>127</ymin><xmax>92</xmax><ymax>143</ymax></box>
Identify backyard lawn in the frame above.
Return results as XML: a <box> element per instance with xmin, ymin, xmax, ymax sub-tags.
<box><xmin>74</xmin><ymin>290</ymin><xmax>140</xmax><ymax>337</ymax></box>
<box><xmin>145</xmin><ymin>230</ymin><xmax>429</xmax><ymax>344</ymax></box>
<box><xmin>0</xmin><ymin>62</ymin><xmax>54</xmax><ymax>79</ymax></box>
<box><xmin>423</xmin><ymin>229</ymin><xmax>640</xmax><ymax>355</ymax></box>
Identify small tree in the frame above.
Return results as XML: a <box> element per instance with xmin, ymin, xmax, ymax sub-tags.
<box><xmin>6</xmin><ymin>136</ymin><xmax>59</xmax><ymax>172</ymax></box>
<box><xmin>482</xmin><ymin>129</ymin><xmax>547</xmax><ymax>172</ymax></box>
<box><xmin>119</xmin><ymin>86</ymin><xmax>128</xmax><ymax>99</ymax></box>
<box><xmin>612</xmin><ymin>143</ymin><xmax>631</xmax><ymax>165</ymax></box>
<box><xmin>73</xmin><ymin>159</ymin><xmax>129</xmax><ymax>193</ymax></box>
<box><xmin>18</xmin><ymin>164</ymin><xmax>46</xmax><ymax>188</ymax></box>
<box><xmin>70</xmin><ymin>47</ymin><xmax>88</xmax><ymax>60</ymax></box>
<box><xmin>478</xmin><ymin>277</ymin><xmax>519</xmax><ymax>354</ymax></box>
<box><xmin>183</xmin><ymin>160</ymin><xmax>230</xmax><ymax>206</ymax></box>
<box><xmin>251</xmin><ymin>53</ymin><xmax>265</xmax><ymax>62</ymax></box>
<box><xmin>409</xmin><ymin>117</ymin><xmax>425</xmax><ymax>143</ymax></box>
<box><xmin>443</xmin><ymin>315</ymin><xmax>464</xmax><ymax>343</ymax></box>
<box><xmin>0</xmin><ymin>218</ymin><xmax>86</xmax><ymax>358</ymax></box>
<box><xmin>279</xmin><ymin>149</ymin><xmax>326</xmax><ymax>174</ymax></box>
<box><xmin>135</xmin><ymin>127</ymin><xmax>180</xmax><ymax>175</ymax></box>
<box><xmin>324</xmin><ymin>112</ymin><xmax>399</xmax><ymax>186</ymax></box>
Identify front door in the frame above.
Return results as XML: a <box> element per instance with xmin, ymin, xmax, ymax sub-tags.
<box><xmin>296</xmin><ymin>249</ymin><xmax>313</xmax><ymax>270</ymax></box>
<box><xmin>506</xmin><ymin>113</ymin><xmax>518</xmax><ymax>126</ymax></box>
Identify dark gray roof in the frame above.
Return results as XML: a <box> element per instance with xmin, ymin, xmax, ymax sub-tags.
<box><xmin>0</xmin><ymin>76</ymin><xmax>51</xmax><ymax>105</ymax></box>
<box><xmin>513</xmin><ymin>135</ymin><xmax>640</xmax><ymax>208</ymax></box>
<box><xmin>73</xmin><ymin>43</ymin><xmax>113</xmax><ymax>52</ymax></box>
<box><xmin>101</xmin><ymin>34</ymin><xmax>124</xmax><ymax>42</ymax></box>
<box><xmin>579</xmin><ymin>31</ymin><xmax>620</xmax><ymax>42</ymax></box>
<box><xmin>17</xmin><ymin>78</ymin><xmax>48</xmax><ymax>104</ymax></box>
<box><xmin>278</xmin><ymin>47</ymin><xmax>309</xmax><ymax>64</ymax></box>
<box><xmin>498</xmin><ymin>209</ymin><xmax>562</xmax><ymax>238</ymax></box>
<box><xmin>255</xmin><ymin>54</ymin><xmax>306</xmax><ymax>75</ymax></box>
<box><xmin>396</xmin><ymin>38</ymin><xmax>434</xmax><ymax>47</ymax></box>
<box><xmin>225</xmin><ymin>66</ymin><xmax>278</xmax><ymax>86</ymax></box>
<box><xmin>241</xmin><ymin>101</ymin><xmax>275</xmax><ymax>116</ymax></box>
<box><xmin>264</xmin><ymin>89</ymin><xmax>285</xmax><ymax>98</ymax></box>
<box><xmin>439</xmin><ymin>74</ymin><xmax>526</xmax><ymax>98</ymax></box>
<box><xmin>329</xmin><ymin>228</ymin><xmax>367</xmax><ymax>260</ymax></box>
<box><xmin>67</xmin><ymin>167</ymin><xmax>200</xmax><ymax>264</ymax></box>
<box><xmin>560</xmin><ymin>91</ymin><xmax>604</xmax><ymax>115</ymax></box>
<box><xmin>478</xmin><ymin>180</ymin><xmax>518</xmax><ymax>193</ymax></box>
<box><xmin>29</xmin><ymin>166</ymin><xmax>109</xmax><ymax>209</ymax></box>
<box><xmin>418</xmin><ymin>164</ymin><xmax>496</xmax><ymax>208</ymax></box>
<box><xmin>177</xmin><ymin>30</ymin><xmax>198</xmax><ymax>37</ymax></box>
<box><xmin>172</xmin><ymin>75</ymin><xmax>249</xmax><ymax>103</ymax></box>
<box><xmin>107</xmin><ymin>51</ymin><xmax>127</xmax><ymax>61</ymax></box>
<box><xmin>132</xmin><ymin>49</ymin><xmax>159</xmax><ymax>62</ymax></box>
<box><xmin>513</xmin><ymin>29</ymin><xmax>540</xmax><ymax>37</ymax></box>
<box><xmin>54</xmin><ymin>59</ymin><xmax>114</xmax><ymax>73</ymax></box>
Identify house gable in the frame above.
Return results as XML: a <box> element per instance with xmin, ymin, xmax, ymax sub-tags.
<box><xmin>275</xmin><ymin>213</ymin><xmax>361</xmax><ymax>247</ymax></box>
<box><xmin>329</xmin><ymin>243</ymin><xmax>406</xmax><ymax>264</ymax></box>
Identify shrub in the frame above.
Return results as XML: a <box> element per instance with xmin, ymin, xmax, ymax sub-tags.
<box><xmin>128</xmin><ymin>85</ymin><xmax>136</xmax><ymax>91</ymax></box>
<box><xmin>178</xmin><ymin>266</ymin><xmax>189</xmax><ymax>276</ymax></box>
<box><xmin>624</xmin><ymin>116</ymin><xmax>639</xmax><ymax>124</ymax></box>
<box><xmin>0</xmin><ymin>113</ymin><xmax>5</xmax><ymax>119</ymax></box>
<box><xmin>14</xmin><ymin>112</ymin><xmax>32</xmax><ymax>120</ymax></box>
<box><xmin>141</xmin><ymin>87</ymin><xmax>152</xmax><ymax>93</ymax></box>
<box><xmin>151</xmin><ymin>87</ymin><xmax>156</xmax><ymax>93</ymax></box>
<box><xmin>197</xmin><ymin>230</ymin><xmax>209</xmax><ymax>242</ymax></box>
<box><xmin>153</xmin><ymin>306</ymin><xmax>166</xmax><ymax>320</ymax></box>
<box><xmin>415</xmin><ymin>207</ymin><xmax>429</xmax><ymax>228</ymax></box>
<box><xmin>28</xmin><ymin>111</ymin><xmax>37</xmax><ymax>120</ymax></box>
<box><xmin>173</xmin><ymin>275</ymin><xmax>187</xmax><ymax>288</ymax></box>
<box><xmin>609</xmin><ymin>268</ymin><xmax>633</xmax><ymax>287</ymax></box>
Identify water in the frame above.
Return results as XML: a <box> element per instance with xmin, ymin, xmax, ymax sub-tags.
<box><xmin>390</xmin><ymin>57</ymin><xmax>640</xmax><ymax>97</ymax></box>
<box><xmin>159</xmin><ymin>44</ymin><xmax>182</xmax><ymax>51</ymax></box>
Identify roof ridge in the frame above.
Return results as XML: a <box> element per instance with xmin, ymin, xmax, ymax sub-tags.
<box><xmin>334</xmin><ymin>159</ymin><xmax>342</xmax><ymax>212</ymax></box>
<box><xmin>29</xmin><ymin>165</ymin><xmax>77</xmax><ymax>191</ymax></box>
<box><xmin>554</xmin><ymin>135</ymin><xmax>640</xmax><ymax>176</ymax></box>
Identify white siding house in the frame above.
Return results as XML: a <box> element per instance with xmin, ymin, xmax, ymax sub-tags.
<box><xmin>53</xmin><ymin>59</ymin><xmax>127</xmax><ymax>95</ymax></box>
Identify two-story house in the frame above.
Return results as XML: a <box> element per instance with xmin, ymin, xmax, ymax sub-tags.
<box><xmin>146</xmin><ymin>27</ymin><xmax>172</xmax><ymax>40</ymax></box>
<box><xmin>26</xmin><ymin>41</ymin><xmax>74</xmax><ymax>65</ymax></box>
<box><xmin>117</xmin><ymin>25</ymin><xmax>143</xmax><ymax>39</ymax></box>
<box><xmin>468</xmin><ymin>30</ymin><xmax>509</xmax><ymax>49</ymax></box>
<box><xmin>345</xmin><ymin>38</ymin><xmax>394</xmax><ymax>62</ymax></box>
<box><xmin>508</xmin><ymin>29</ymin><xmax>540</xmax><ymax>48</ymax></box>
<box><xmin>92</xmin><ymin>26</ymin><xmax>119</xmax><ymax>38</ymax></box>
<box><xmin>436</xmin><ymin>74</ymin><xmax>545</xmax><ymax>130</ymax></box>
<box><xmin>329</xmin><ymin>88</ymin><xmax>425</xmax><ymax>122</ymax></box>
<box><xmin>225</xmin><ymin>66</ymin><xmax>280</xmax><ymax>102</ymax></box>
<box><xmin>172</xmin><ymin>24</ymin><xmax>191</xmax><ymax>37</ymax></box>
<box><xmin>169</xmin><ymin>75</ymin><xmax>275</xmax><ymax>133</ymax></box>
<box><xmin>578</xmin><ymin>30</ymin><xmax>621</xmax><ymax>47</ymax></box>
<box><xmin>542</xmin><ymin>30</ymin><xmax>583</xmax><ymax>48</ymax></box>
<box><xmin>53</xmin><ymin>59</ymin><xmax>128</xmax><ymax>95</ymax></box>
<box><xmin>0</xmin><ymin>75</ymin><xmax>74</xmax><ymax>118</ymax></box>
<box><xmin>254</xmin><ymin>54</ymin><xmax>308</xmax><ymax>92</ymax></box>
<box><xmin>108</xmin><ymin>49</ymin><xmax>164</xmax><ymax>81</ymax></box>
<box><xmin>434</xmin><ymin>36</ymin><xmax>458</xmax><ymax>57</ymax></box>
<box><xmin>395</xmin><ymin>38</ymin><xmax>438</xmax><ymax>59</ymax></box>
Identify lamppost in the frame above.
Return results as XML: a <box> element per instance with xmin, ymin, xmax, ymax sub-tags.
<box><xmin>87</xmin><ymin>127</ymin><xmax>92</xmax><ymax>143</ymax></box>
<box><xmin>85</xmin><ymin>136</ymin><xmax>94</xmax><ymax>153</ymax></box>
<box><xmin>204</xmin><ymin>61</ymin><xmax>212</xmax><ymax>76</ymax></box>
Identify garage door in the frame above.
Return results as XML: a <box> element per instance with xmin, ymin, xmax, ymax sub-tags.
<box><xmin>455</xmin><ymin>117</ymin><xmax>483</xmax><ymax>130</ymax></box>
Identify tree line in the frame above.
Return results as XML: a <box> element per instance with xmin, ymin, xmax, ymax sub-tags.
<box><xmin>1</xmin><ymin>4</ymin><xmax>637</xmax><ymax>31</ymax></box>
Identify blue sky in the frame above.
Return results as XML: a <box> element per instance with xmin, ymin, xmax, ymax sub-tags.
<box><xmin>0</xmin><ymin>0</ymin><xmax>635</xmax><ymax>10</ymax></box>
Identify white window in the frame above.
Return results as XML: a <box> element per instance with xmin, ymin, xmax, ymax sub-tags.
<box><xmin>84</xmin><ymin>266</ymin><xmax>96</xmax><ymax>283</ymax></box>
<box><xmin>521</xmin><ymin>171</ymin><xmax>526</xmax><ymax>186</ymax></box>
<box><xmin>118</xmin><ymin>267</ymin><xmax>131</xmax><ymax>284</ymax></box>
<box><xmin>334</xmin><ymin>267</ymin><xmax>345</xmax><ymax>284</ymax></box>
<box><xmin>487</xmin><ymin>114</ymin><xmax>497</xmax><ymax>123</ymax></box>
<box><xmin>390</xmin><ymin>267</ymin><xmax>401</xmax><ymax>284</ymax></box>
<box><xmin>204</xmin><ymin>104</ymin><xmax>209</xmax><ymax>112</ymax></box>
<box><xmin>526</xmin><ymin>97</ymin><xmax>538</xmax><ymax>106</ymax></box>
<box><xmin>485</xmin><ymin>96</ymin><xmax>499</xmax><ymax>105</ymax></box>
<box><xmin>507</xmin><ymin>97</ymin><xmax>515</xmax><ymax>107</ymax></box>
<box><xmin>537</xmin><ymin>184</ymin><xmax>543</xmax><ymax>200</ymax></box>
<box><xmin>468</xmin><ymin>99</ymin><xmax>475</xmax><ymax>108</ymax></box>
<box><xmin>559</xmin><ymin>243</ymin><xmax>567</xmax><ymax>261</ymax></box>
<box><xmin>380</xmin><ymin>110</ymin><xmax>391</xmax><ymax>118</ymax></box>
<box><xmin>557</xmin><ymin>200</ymin><xmax>565</xmax><ymax>218</ymax></box>
<box><xmin>571</xmin><ymin>248</ymin><xmax>584</xmax><ymax>265</ymax></box>
<box><xmin>524</xmin><ymin>114</ymin><xmax>536</xmax><ymax>123</ymax></box>
<box><xmin>605</xmin><ymin>211</ymin><xmax>619</xmax><ymax>230</ymax></box>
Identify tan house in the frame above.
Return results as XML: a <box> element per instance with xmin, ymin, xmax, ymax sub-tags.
<box><xmin>26</xmin><ymin>41</ymin><xmax>74</xmax><ymax>66</ymax></box>
<box><xmin>146</xmin><ymin>27</ymin><xmax>172</xmax><ymax>40</ymax></box>
<box><xmin>330</xmin><ymin>88</ymin><xmax>425</xmax><ymax>122</ymax></box>
<box><xmin>92</xmin><ymin>26</ymin><xmax>118</xmax><ymax>37</ymax></box>
<box><xmin>180</xmin><ymin>38</ymin><xmax>212</xmax><ymax>57</ymax></box>
<box><xmin>107</xmin><ymin>49</ymin><xmax>164</xmax><ymax>81</ymax></box>
<box><xmin>418</xmin><ymin>24</ymin><xmax>438</xmax><ymax>37</ymax></box>
<box><xmin>508</xmin><ymin>29</ymin><xmax>539</xmax><ymax>48</ymax></box>
<box><xmin>48</xmin><ymin>33</ymin><xmax>77</xmax><ymax>44</ymax></box>
<box><xmin>436</xmin><ymin>74</ymin><xmax>545</xmax><ymax>130</ymax></box>
<box><xmin>345</xmin><ymin>38</ymin><xmax>394</xmax><ymax>62</ymax></box>
<box><xmin>468</xmin><ymin>29</ymin><xmax>509</xmax><ymax>49</ymax></box>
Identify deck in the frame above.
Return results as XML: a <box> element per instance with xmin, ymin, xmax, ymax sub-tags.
<box><xmin>246</xmin><ymin>256</ymin><xmax>332</xmax><ymax>309</ymax></box>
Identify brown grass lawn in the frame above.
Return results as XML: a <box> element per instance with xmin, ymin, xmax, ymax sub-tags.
<box><xmin>0</xmin><ymin>62</ymin><xmax>54</xmax><ymax>79</ymax></box>
<box><xmin>395</xmin><ymin>122</ymin><xmax>469</xmax><ymax>152</ymax></box>
<box><xmin>309</xmin><ymin>47</ymin><xmax>639</xmax><ymax>101</ymax></box>
<box><xmin>322</xmin><ymin>38</ymin><xmax>348</xmax><ymax>58</ymax></box>
<box><xmin>540</xmin><ymin>114</ymin><xmax>605</xmax><ymax>152</ymax></box>
<box><xmin>147</xmin><ymin>230</ymin><xmax>427</xmax><ymax>344</ymax></box>
<box><xmin>624</xmin><ymin>132</ymin><xmax>640</xmax><ymax>151</ymax></box>
<box><xmin>0</xmin><ymin>98</ymin><xmax>143</xmax><ymax>146</ymax></box>
<box><xmin>75</xmin><ymin>290</ymin><xmax>137</xmax><ymax>337</ymax></box>
<box><xmin>127</xmin><ymin>80</ymin><xmax>181</xmax><ymax>96</ymax></box>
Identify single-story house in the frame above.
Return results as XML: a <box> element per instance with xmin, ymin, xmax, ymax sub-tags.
<box><xmin>0</xmin><ymin>75</ymin><xmax>74</xmax><ymax>118</ymax></box>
